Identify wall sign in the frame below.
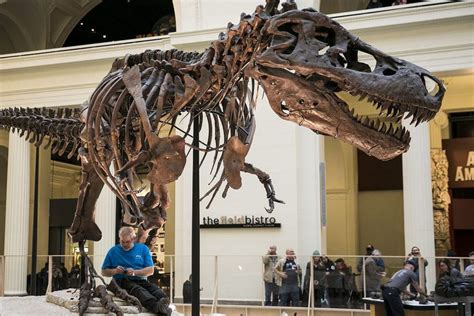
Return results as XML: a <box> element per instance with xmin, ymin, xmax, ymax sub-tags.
<box><xmin>443</xmin><ymin>138</ymin><xmax>474</xmax><ymax>188</ymax></box>
<box><xmin>200</xmin><ymin>215</ymin><xmax>281</xmax><ymax>228</ymax></box>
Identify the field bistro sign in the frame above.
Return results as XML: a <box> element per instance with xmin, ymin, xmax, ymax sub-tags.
<box><xmin>443</xmin><ymin>138</ymin><xmax>474</xmax><ymax>188</ymax></box>
<box><xmin>200</xmin><ymin>215</ymin><xmax>281</xmax><ymax>228</ymax></box>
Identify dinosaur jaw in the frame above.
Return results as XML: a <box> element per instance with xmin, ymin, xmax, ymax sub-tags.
<box><xmin>249</xmin><ymin>65</ymin><xmax>410</xmax><ymax>160</ymax></box>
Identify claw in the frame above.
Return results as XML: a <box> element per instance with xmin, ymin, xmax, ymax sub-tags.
<box><xmin>265</xmin><ymin>195</ymin><xmax>285</xmax><ymax>213</ymax></box>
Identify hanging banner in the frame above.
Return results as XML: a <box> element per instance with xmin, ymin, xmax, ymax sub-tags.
<box><xmin>442</xmin><ymin>138</ymin><xmax>474</xmax><ymax>188</ymax></box>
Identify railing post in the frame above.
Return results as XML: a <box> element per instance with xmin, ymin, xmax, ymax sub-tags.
<box><xmin>307</xmin><ymin>256</ymin><xmax>314</xmax><ymax>316</ymax></box>
<box><xmin>261</xmin><ymin>256</ymin><xmax>264</xmax><ymax>307</ymax></box>
<box><xmin>362</xmin><ymin>256</ymin><xmax>367</xmax><ymax>297</ymax></box>
<box><xmin>211</xmin><ymin>255</ymin><xmax>218</xmax><ymax>314</ymax></box>
<box><xmin>170</xmin><ymin>255</ymin><xmax>174</xmax><ymax>304</ymax></box>
<box><xmin>46</xmin><ymin>256</ymin><xmax>53</xmax><ymax>294</ymax></box>
<box><xmin>0</xmin><ymin>256</ymin><xmax>4</xmax><ymax>296</ymax></box>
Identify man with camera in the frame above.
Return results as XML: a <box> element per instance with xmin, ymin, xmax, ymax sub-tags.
<box><xmin>406</xmin><ymin>246</ymin><xmax>428</xmax><ymax>295</ymax></box>
<box><xmin>101</xmin><ymin>226</ymin><xmax>171</xmax><ymax>315</ymax></box>
<box><xmin>262</xmin><ymin>245</ymin><xmax>280</xmax><ymax>306</ymax></box>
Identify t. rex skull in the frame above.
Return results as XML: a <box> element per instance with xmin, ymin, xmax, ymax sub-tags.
<box><xmin>249</xmin><ymin>9</ymin><xmax>445</xmax><ymax>160</ymax></box>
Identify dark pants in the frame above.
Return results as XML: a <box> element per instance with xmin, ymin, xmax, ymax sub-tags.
<box><xmin>264</xmin><ymin>281</ymin><xmax>279</xmax><ymax>306</ymax></box>
<box><xmin>279</xmin><ymin>285</ymin><xmax>300</xmax><ymax>307</ymax></box>
<box><xmin>328</xmin><ymin>288</ymin><xmax>348</xmax><ymax>308</ymax></box>
<box><xmin>117</xmin><ymin>278</ymin><xmax>167</xmax><ymax>314</ymax></box>
<box><xmin>382</xmin><ymin>287</ymin><xmax>404</xmax><ymax>316</ymax></box>
<box><xmin>302</xmin><ymin>286</ymin><xmax>325</xmax><ymax>307</ymax></box>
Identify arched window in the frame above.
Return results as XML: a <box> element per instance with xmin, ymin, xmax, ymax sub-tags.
<box><xmin>64</xmin><ymin>0</ymin><xmax>175</xmax><ymax>47</ymax></box>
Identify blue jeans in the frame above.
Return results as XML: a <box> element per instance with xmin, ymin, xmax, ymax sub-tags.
<box><xmin>279</xmin><ymin>285</ymin><xmax>300</xmax><ymax>306</ymax></box>
<box><xmin>264</xmin><ymin>281</ymin><xmax>279</xmax><ymax>306</ymax></box>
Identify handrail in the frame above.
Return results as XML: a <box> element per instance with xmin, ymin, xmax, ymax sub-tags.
<box><xmin>0</xmin><ymin>253</ymin><xmax>471</xmax><ymax>309</ymax></box>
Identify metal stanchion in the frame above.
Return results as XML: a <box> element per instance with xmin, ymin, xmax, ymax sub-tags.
<box><xmin>191</xmin><ymin>114</ymin><xmax>200</xmax><ymax>316</ymax></box>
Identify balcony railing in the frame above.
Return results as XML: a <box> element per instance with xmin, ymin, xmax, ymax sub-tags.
<box><xmin>0</xmin><ymin>253</ymin><xmax>472</xmax><ymax>311</ymax></box>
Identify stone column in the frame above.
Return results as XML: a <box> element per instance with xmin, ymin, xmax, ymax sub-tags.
<box><xmin>92</xmin><ymin>184</ymin><xmax>116</xmax><ymax>277</ymax></box>
<box><xmin>402</xmin><ymin>121</ymin><xmax>436</xmax><ymax>292</ymax></box>
<box><xmin>3</xmin><ymin>132</ymin><xmax>30</xmax><ymax>295</ymax></box>
<box><xmin>296</xmin><ymin>129</ymin><xmax>325</xmax><ymax>257</ymax></box>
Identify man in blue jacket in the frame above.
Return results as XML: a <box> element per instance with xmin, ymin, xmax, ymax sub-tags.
<box><xmin>102</xmin><ymin>226</ymin><xmax>171</xmax><ymax>315</ymax></box>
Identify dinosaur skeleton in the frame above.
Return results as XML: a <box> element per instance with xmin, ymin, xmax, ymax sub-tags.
<box><xmin>0</xmin><ymin>0</ymin><xmax>445</xmax><ymax>313</ymax></box>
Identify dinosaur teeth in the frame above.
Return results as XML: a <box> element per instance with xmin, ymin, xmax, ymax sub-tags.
<box><xmin>410</xmin><ymin>109</ymin><xmax>418</xmax><ymax>125</ymax></box>
<box><xmin>403</xmin><ymin>130</ymin><xmax>410</xmax><ymax>142</ymax></box>
<box><xmin>387</xmin><ymin>123</ymin><xmax>394</xmax><ymax>135</ymax></box>
<box><xmin>374</xmin><ymin>119</ymin><xmax>380</xmax><ymax>130</ymax></box>
<box><xmin>415</xmin><ymin>117</ymin><xmax>423</xmax><ymax>127</ymax></box>
<box><xmin>358</xmin><ymin>93</ymin><xmax>367</xmax><ymax>101</ymax></box>
<box><xmin>387</xmin><ymin>106</ymin><xmax>393</xmax><ymax>117</ymax></box>
<box><xmin>395</xmin><ymin>127</ymin><xmax>403</xmax><ymax>139</ymax></box>
<box><xmin>380</xmin><ymin>123</ymin><xmax>387</xmax><ymax>133</ymax></box>
<box><xmin>362</xmin><ymin>116</ymin><xmax>369</xmax><ymax>126</ymax></box>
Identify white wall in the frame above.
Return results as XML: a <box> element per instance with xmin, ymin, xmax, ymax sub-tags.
<box><xmin>174</xmin><ymin>96</ymin><xmax>322</xmax><ymax>301</ymax></box>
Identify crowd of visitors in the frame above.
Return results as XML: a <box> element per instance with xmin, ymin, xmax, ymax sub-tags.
<box><xmin>262</xmin><ymin>244</ymin><xmax>474</xmax><ymax>310</ymax></box>
<box><xmin>262</xmin><ymin>246</ymin><xmax>357</xmax><ymax>307</ymax></box>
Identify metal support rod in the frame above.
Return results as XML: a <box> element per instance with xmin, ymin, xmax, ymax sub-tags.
<box><xmin>192</xmin><ymin>114</ymin><xmax>201</xmax><ymax>316</ymax></box>
<box><xmin>30</xmin><ymin>146</ymin><xmax>39</xmax><ymax>295</ymax></box>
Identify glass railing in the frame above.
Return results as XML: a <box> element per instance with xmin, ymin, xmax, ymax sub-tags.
<box><xmin>0</xmin><ymin>254</ymin><xmax>472</xmax><ymax>309</ymax></box>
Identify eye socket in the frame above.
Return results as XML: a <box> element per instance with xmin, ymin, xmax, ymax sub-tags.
<box><xmin>314</xmin><ymin>27</ymin><xmax>336</xmax><ymax>46</ymax></box>
<box><xmin>277</xmin><ymin>22</ymin><xmax>299</xmax><ymax>37</ymax></box>
<box><xmin>383</xmin><ymin>68</ymin><xmax>396</xmax><ymax>76</ymax></box>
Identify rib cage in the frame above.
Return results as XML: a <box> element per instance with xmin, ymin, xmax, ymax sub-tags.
<box><xmin>86</xmin><ymin>45</ymin><xmax>258</xmax><ymax>213</ymax></box>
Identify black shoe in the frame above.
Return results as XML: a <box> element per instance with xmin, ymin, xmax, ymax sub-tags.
<box><xmin>156</xmin><ymin>297</ymin><xmax>172</xmax><ymax>316</ymax></box>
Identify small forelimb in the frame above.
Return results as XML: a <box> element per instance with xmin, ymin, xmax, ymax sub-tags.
<box><xmin>107</xmin><ymin>279</ymin><xmax>143</xmax><ymax>312</ymax></box>
<box><xmin>242</xmin><ymin>162</ymin><xmax>284</xmax><ymax>213</ymax></box>
<box><xmin>115</xmin><ymin>150</ymin><xmax>150</xmax><ymax>179</ymax></box>
<box><xmin>95</xmin><ymin>284</ymin><xmax>124</xmax><ymax>316</ymax></box>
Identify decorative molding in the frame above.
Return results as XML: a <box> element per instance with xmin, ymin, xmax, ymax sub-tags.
<box><xmin>431</xmin><ymin>149</ymin><xmax>451</xmax><ymax>255</ymax></box>
<box><xmin>0</xmin><ymin>36</ymin><xmax>171</xmax><ymax>70</ymax></box>
<box><xmin>334</xmin><ymin>1</ymin><xmax>472</xmax><ymax>32</ymax></box>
